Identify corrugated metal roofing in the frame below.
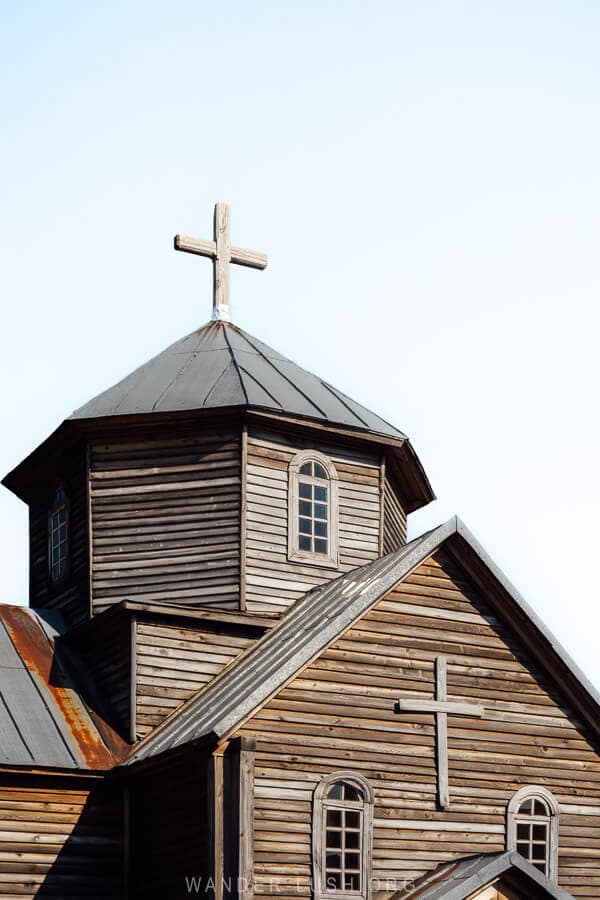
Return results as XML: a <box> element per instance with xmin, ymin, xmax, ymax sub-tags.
<box><xmin>130</xmin><ymin>516</ymin><xmax>600</xmax><ymax>763</ymax></box>
<box><xmin>390</xmin><ymin>851</ymin><xmax>573</xmax><ymax>899</ymax></box>
<box><xmin>130</xmin><ymin>526</ymin><xmax>443</xmax><ymax>761</ymax></box>
<box><xmin>0</xmin><ymin>605</ymin><xmax>115</xmax><ymax>770</ymax></box>
<box><xmin>70</xmin><ymin>320</ymin><xmax>406</xmax><ymax>440</ymax></box>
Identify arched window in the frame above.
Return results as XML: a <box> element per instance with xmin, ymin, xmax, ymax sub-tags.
<box><xmin>313</xmin><ymin>773</ymin><xmax>373</xmax><ymax>900</ymax></box>
<box><xmin>288</xmin><ymin>451</ymin><xmax>338</xmax><ymax>567</ymax></box>
<box><xmin>48</xmin><ymin>487</ymin><xmax>69</xmax><ymax>583</ymax></box>
<box><xmin>507</xmin><ymin>786</ymin><xmax>559</xmax><ymax>881</ymax></box>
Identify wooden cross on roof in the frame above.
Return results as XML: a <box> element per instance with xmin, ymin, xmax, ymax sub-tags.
<box><xmin>395</xmin><ymin>656</ymin><xmax>484</xmax><ymax>809</ymax></box>
<box><xmin>174</xmin><ymin>203</ymin><xmax>268</xmax><ymax>322</ymax></box>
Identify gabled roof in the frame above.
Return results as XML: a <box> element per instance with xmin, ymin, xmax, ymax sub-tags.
<box><xmin>129</xmin><ymin>516</ymin><xmax>600</xmax><ymax>763</ymax></box>
<box><xmin>390</xmin><ymin>851</ymin><xmax>573</xmax><ymax>899</ymax></box>
<box><xmin>70</xmin><ymin>320</ymin><xmax>405</xmax><ymax>439</ymax></box>
<box><xmin>0</xmin><ymin>605</ymin><xmax>116</xmax><ymax>770</ymax></box>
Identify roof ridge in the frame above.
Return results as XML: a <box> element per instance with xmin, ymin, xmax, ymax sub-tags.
<box><xmin>222</xmin><ymin>322</ymin><xmax>249</xmax><ymax>404</ymax></box>
<box><xmin>321</xmin><ymin>378</ymin><xmax>407</xmax><ymax>439</ymax></box>
<box><xmin>231</xmin><ymin>325</ymin><xmax>329</xmax><ymax>419</ymax></box>
<box><xmin>150</xmin><ymin>327</ymin><xmax>211</xmax><ymax>412</ymax></box>
<box><xmin>128</xmin><ymin>516</ymin><xmax>600</xmax><ymax>764</ymax></box>
<box><xmin>319</xmin><ymin>380</ymin><xmax>371</xmax><ymax>430</ymax></box>
<box><xmin>237</xmin><ymin>363</ymin><xmax>283</xmax><ymax>408</ymax></box>
<box><xmin>391</xmin><ymin>850</ymin><xmax>573</xmax><ymax>899</ymax></box>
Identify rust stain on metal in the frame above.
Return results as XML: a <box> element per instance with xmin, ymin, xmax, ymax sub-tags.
<box><xmin>1</xmin><ymin>605</ymin><xmax>118</xmax><ymax>769</ymax></box>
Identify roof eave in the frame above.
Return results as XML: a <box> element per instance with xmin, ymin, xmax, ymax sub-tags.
<box><xmin>4</xmin><ymin>404</ymin><xmax>435</xmax><ymax>513</ymax></box>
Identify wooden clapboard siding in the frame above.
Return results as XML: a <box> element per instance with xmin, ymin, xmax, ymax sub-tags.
<box><xmin>29</xmin><ymin>444</ymin><xmax>90</xmax><ymax>628</ymax></box>
<box><xmin>129</xmin><ymin>751</ymin><xmax>211</xmax><ymax>899</ymax></box>
<box><xmin>135</xmin><ymin>620</ymin><xmax>255</xmax><ymax>739</ymax></box>
<box><xmin>245</xmin><ymin>428</ymin><xmax>382</xmax><ymax>614</ymax></box>
<box><xmin>89</xmin><ymin>430</ymin><xmax>241</xmax><ymax>615</ymax></box>
<box><xmin>240</xmin><ymin>550</ymin><xmax>600</xmax><ymax>899</ymax></box>
<box><xmin>67</xmin><ymin>612</ymin><xmax>133</xmax><ymax>742</ymax></box>
<box><xmin>0</xmin><ymin>774</ymin><xmax>122</xmax><ymax>899</ymax></box>
<box><xmin>382</xmin><ymin>472</ymin><xmax>407</xmax><ymax>553</ymax></box>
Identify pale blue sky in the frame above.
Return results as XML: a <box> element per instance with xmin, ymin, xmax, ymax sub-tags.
<box><xmin>1</xmin><ymin>2</ymin><xmax>599</xmax><ymax>684</ymax></box>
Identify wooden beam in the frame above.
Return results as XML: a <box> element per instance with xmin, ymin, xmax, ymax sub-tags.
<box><xmin>240</xmin><ymin>423</ymin><xmax>248</xmax><ymax>611</ymax></box>
<box><xmin>174</xmin><ymin>203</ymin><xmax>267</xmax><ymax>321</ymax></box>
<box><xmin>395</xmin><ymin>655</ymin><xmax>484</xmax><ymax>810</ymax></box>
<box><xmin>378</xmin><ymin>454</ymin><xmax>385</xmax><ymax>556</ymax></box>
<box><xmin>395</xmin><ymin>699</ymin><xmax>485</xmax><ymax>717</ymax></box>
<box><xmin>130</xmin><ymin>615</ymin><xmax>137</xmax><ymax>743</ymax></box>
<box><xmin>238</xmin><ymin>736</ymin><xmax>255</xmax><ymax>900</ymax></box>
<box><xmin>174</xmin><ymin>236</ymin><xmax>267</xmax><ymax>270</ymax></box>
<box><xmin>436</xmin><ymin>656</ymin><xmax>449</xmax><ymax>810</ymax></box>
<box><xmin>212</xmin><ymin>741</ymin><xmax>229</xmax><ymax>900</ymax></box>
<box><xmin>174</xmin><ymin>235</ymin><xmax>216</xmax><ymax>256</ymax></box>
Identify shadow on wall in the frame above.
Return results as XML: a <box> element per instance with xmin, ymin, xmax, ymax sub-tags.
<box><xmin>0</xmin><ymin>772</ymin><xmax>123</xmax><ymax>899</ymax></box>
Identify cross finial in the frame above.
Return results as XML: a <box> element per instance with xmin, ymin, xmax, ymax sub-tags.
<box><xmin>174</xmin><ymin>203</ymin><xmax>268</xmax><ymax>322</ymax></box>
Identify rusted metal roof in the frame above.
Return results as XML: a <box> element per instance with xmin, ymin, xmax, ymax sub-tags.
<box><xmin>129</xmin><ymin>517</ymin><xmax>600</xmax><ymax>763</ymax></box>
<box><xmin>389</xmin><ymin>851</ymin><xmax>573</xmax><ymax>898</ymax></box>
<box><xmin>69</xmin><ymin>320</ymin><xmax>406</xmax><ymax>440</ymax></box>
<box><xmin>0</xmin><ymin>605</ymin><xmax>115</xmax><ymax>770</ymax></box>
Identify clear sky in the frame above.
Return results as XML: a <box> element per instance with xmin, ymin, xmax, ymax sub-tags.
<box><xmin>1</xmin><ymin>2</ymin><xmax>599</xmax><ymax>685</ymax></box>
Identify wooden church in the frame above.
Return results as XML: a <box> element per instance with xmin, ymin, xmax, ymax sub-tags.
<box><xmin>1</xmin><ymin>204</ymin><xmax>599</xmax><ymax>900</ymax></box>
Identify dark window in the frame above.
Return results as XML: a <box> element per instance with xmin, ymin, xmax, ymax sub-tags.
<box><xmin>49</xmin><ymin>488</ymin><xmax>69</xmax><ymax>582</ymax></box>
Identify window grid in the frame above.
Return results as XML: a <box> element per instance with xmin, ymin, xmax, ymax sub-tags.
<box><xmin>322</xmin><ymin>782</ymin><xmax>363</xmax><ymax>894</ymax></box>
<box><xmin>49</xmin><ymin>491</ymin><xmax>68</xmax><ymax>583</ymax></box>
<box><xmin>298</xmin><ymin>461</ymin><xmax>329</xmax><ymax>556</ymax></box>
<box><xmin>514</xmin><ymin>799</ymin><xmax>550</xmax><ymax>875</ymax></box>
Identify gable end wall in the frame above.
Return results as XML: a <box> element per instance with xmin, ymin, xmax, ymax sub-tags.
<box><xmin>236</xmin><ymin>550</ymin><xmax>600</xmax><ymax>898</ymax></box>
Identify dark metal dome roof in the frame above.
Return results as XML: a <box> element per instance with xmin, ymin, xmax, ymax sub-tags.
<box><xmin>70</xmin><ymin>320</ymin><xmax>406</xmax><ymax>440</ymax></box>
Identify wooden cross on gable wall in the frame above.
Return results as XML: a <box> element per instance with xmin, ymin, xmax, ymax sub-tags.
<box><xmin>175</xmin><ymin>203</ymin><xmax>268</xmax><ymax>322</ymax></box>
<box><xmin>395</xmin><ymin>656</ymin><xmax>484</xmax><ymax>809</ymax></box>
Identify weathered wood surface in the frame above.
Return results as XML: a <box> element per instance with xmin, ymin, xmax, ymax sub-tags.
<box><xmin>244</xmin><ymin>428</ymin><xmax>384</xmax><ymax>614</ymax></box>
<box><xmin>238</xmin><ymin>738</ymin><xmax>256</xmax><ymax>900</ymax></box>
<box><xmin>382</xmin><ymin>471</ymin><xmax>407</xmax><ymax>553</ymax></box>
<box><xmin>89</xmin><ymin>430</ymin><xmax>241</xmax><ymax>614</ymax></box>
<box><xmin>135</xmin><ymin>620</ymin><xmax>255</xmax><ymax>739</ymax></box>
<box><xmin>238</xmin><ymin>550</ymin><xmax>600</xmax><ymax>898</ymax></box>
<box><xmin>129</xmin><ymin>752</ymin><xmax>211</xmax><ymax>899</ymax></box>
<box><xmin>29</xmin><ymin>443</ymin><xmax>90</xmax><ymax>628</ymax></box>
<box><xmin>0</xmin><ymin>774</ymin><xmax>122</xmax><ymax>899</ymax></box>
<box><xmin>68</xmin><ymin>611</ymin><xmax>132</xmax><ymax>742</ymax></box>
<box><xmin>175</xmin><ymin>202</ymin><xmax>268</xmax><ymax>322</ymax></box>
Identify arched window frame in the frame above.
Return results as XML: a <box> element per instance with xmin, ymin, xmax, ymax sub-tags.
<box><xmin>288</xmin><ymin>450</ymin><xmax>339</xmax><ymax>568</ymax></box>
<box><xmin>312</xmin><ymin>772</ymin><xmax>373</xmax><ymax>900</ymax></box>
<box><xmin>507</xmin><ymin>785</ymin><xmax>559</xmax><ymax>882</ymax></box>
<box><xmin>48</xmin><ymin>486</ymin><xmax>69</xmax><ymax>584</ymax></box>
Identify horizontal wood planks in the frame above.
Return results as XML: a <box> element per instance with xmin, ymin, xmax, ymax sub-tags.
<box><xmin>382</xmin><ymin>473</ymin><xmax>407</xmax><ymax>553</ymax></box>
<box><xmin>89</xmin><ymin>430</ymin><xmax>241</xmax><ymax>614</ymax></box>
<box><xmin>135</xmin><ymin>620</ymin><xmax>255</xmax><ymax>739</ymax></box>
<box><xmin>29</xmin><ymin>445</ymin><xmax>89</xmax><ymax>628</ymax></box>
<box><xmin>0</xmin><ymin>774</ymin><xmax>122</xmax><ymax>899</ymax></box>
<box><xmin>69</xmin><ymin>613</ymin><xmax>132</xmax><ymax>741</ymax></box>
<box><xmin>240</xmin><ymin>550</ymin><xmax>600</xmax><ymax>898</ymax></box>
<box><xmin>129</xmin><ymin>751</ymin><xmax>211</xmax><ymax>899</ymax></box>
<box><xmin>244</xmin><ymin>428</ymin><xmax>383</xmax><ymax>614</ymax></box>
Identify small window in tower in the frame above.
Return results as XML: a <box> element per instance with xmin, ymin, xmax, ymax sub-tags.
<box><xmin>49</xmin><ymin>488</ymin><xmax>69</xmax><ymax>583</ymax></box>
<box><xmin>289</xmin><ymin>452</ymin><xmax>339</xmax><ymax>567</ymax></box>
